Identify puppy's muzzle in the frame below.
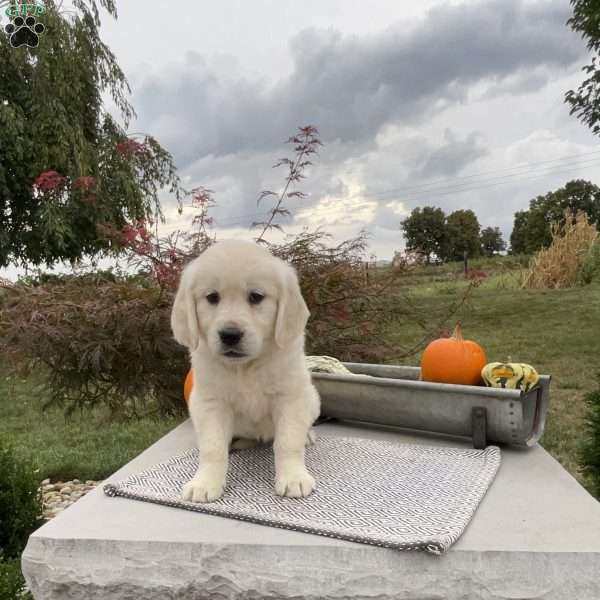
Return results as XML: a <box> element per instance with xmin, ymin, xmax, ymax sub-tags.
<box><xmin>219</xmin><ymin>327</ymin><xmax>244</xmax><ymax>347</ymax></box>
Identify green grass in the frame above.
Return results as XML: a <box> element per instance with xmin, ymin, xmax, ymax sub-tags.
<box><xmin>0</xmin><ymin>371</ymin><xmax>185</xmax><ymax>481</ymax></box>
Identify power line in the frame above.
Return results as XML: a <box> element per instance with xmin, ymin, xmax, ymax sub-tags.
<box><xmin>363</xmin><ymin>157</ymin><xmax>600</xmax><ymax>201</ymax></box>
<box><xmin>364</xmin><ymin>148</ymin><xmax>600</xmax><ymax>197</ymax></box>
<box><xmin>363</xmin><ymin>155</ymin><xmax>600</xmax><ymax>199</ymax></box>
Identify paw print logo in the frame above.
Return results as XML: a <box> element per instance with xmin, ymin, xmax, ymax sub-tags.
<box><xmin>4</xmin><ymin>16</ymin><xmax>45</xmax><ymax>48</ymax></box>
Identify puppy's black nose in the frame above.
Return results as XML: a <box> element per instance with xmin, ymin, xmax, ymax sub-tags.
<box><xmin>219</xmin><ymin>327</ymin><xmax>244</xmax><ymax>347</ymax></box>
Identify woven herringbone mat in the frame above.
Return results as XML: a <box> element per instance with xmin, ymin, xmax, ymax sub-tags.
<box><xmin>104</xmin><ymin>434</ymin><xmax>500</xmax><ymax>555</ymax></box>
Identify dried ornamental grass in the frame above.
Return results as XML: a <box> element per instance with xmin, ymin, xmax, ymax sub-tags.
<box><xmin>522</xmin><ymin>211</ymin><xmax>598</xmax><ymax>289</ymax></box>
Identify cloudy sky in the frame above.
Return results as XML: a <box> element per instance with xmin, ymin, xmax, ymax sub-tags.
<box><xmin>2</xmin><ymin>0</ymin><xmax>599</xmax><ymax>279</ymax></box>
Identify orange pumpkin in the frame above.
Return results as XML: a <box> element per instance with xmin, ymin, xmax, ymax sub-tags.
<box><xmin>420</xmin><ymin>323</ymin><xmax>487</xmax><ymax>386</ymax></box>
<box><xmin>184</xmin><ymin>369</ymin><xmax>194</xmax><ymax>403</ymax></box>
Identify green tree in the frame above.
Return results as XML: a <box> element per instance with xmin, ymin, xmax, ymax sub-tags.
<box><xmin>0</xmin><ymin>0</ymin><xmax>181</xmax><ymax>269</ymax></box>
<box><xmin>510</xmin><ymin>210</ymin><xmax>530</xmax><ymax>254</ymax></box>
<box><xmin>445</xmin><ymin>209</ymin><xmax>481</xmax><ymax>261</ymax></box>
<box><xmin>509</xmin><ymin>180</ymin><xmax>600</xmax><ymax>254</ymax></box>
<box><xmin>400</xmin><ymin>206</ymin><xmax>447</xmax><ymax>264</ymax></box>
<box><xmin>565</xmin><ymin>0</ymin><xmax>600</xmax><ymax>136</ymax></box>
<box><xmin>480</xmin><ymin>226</ymin><xmax>506</xmax><ymax>256</ymax></box>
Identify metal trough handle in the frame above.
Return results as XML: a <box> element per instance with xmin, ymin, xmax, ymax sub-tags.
<box><xmin>472</xmin><ymin>407</ymin><xmax>487</xmax><ymax>449</ymax></box>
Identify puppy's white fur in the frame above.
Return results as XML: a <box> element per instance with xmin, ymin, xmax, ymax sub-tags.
<box><xmin>171</xmin><ymin>239</ymin><xmax>320</xmax><ymax>503</ymax></box>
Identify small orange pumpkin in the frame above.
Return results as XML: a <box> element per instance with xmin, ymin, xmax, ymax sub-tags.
<box><xmin>183</xmin><ymin>369</ymin><xmax>194</xmax><ymax>404</ymax></box>
<box><xmin>420</xmin><ymin>323</ymin><xmax>487</xmax><ymax>386</ymax></box>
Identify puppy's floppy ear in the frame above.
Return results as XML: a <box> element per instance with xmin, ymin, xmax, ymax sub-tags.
<box><xmin>171</xmin><ymin>268</ymin><xmax>202</xmax><ymax>351</ymax></box>
<box><xmin>275</xmin><ymin>262</ymin><xmax>310</xmax><ymax>349</ymax></box>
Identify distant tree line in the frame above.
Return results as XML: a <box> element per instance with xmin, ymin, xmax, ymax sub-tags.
<box><xmin>400</xmin><ymin>207</ymin><xmax>505</xmax><ymax>264</ymax></box>
<box><xmin>510</xmin><ymin>179</ymin><xmax>600</xmax><ymax>254</ymax></box>
<box><xmin>401</xmin><ymin>179</ymin><xmax>600</xmax><ymax>263</ymax></box>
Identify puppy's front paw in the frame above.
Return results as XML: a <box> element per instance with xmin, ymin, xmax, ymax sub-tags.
<box><xmin>181</xmin><ymin>476</ymin><xmax>224</xmax><ymax>503</ymax></box>
<box><xmin>275</xmin><ymin>468</ymin><xmax>316</xmax><ymax>498</ymax></box>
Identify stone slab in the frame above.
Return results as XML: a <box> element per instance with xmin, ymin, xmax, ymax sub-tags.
<box><xmin>22</xmin><ymin>419</ymin><xmax>600</xmax><ymax>599</ymax></box>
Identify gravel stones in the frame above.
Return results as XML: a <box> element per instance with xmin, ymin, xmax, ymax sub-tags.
<box><xmin>40</xmin><ymin>478</ymin><xmax>102</xmax><ymax>520</ymax></box>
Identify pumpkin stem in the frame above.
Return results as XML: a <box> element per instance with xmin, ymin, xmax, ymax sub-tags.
<box><xmin>451</xmin><ymin>322</ymin><xmax>464</xmax><ymax>341</ymax></box>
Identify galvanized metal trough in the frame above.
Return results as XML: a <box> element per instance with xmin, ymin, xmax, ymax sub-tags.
<box><xmin>311</xmin><ymin>363</ymin><xmax>551</xmax><ymax>449</ymax></box>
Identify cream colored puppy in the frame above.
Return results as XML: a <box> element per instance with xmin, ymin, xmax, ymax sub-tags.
<box><xmin>171</xmin><ymin>239</ymin><xmax>320</xmax><ymax>503</ymax></box>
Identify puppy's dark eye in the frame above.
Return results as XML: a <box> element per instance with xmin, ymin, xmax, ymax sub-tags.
<box><xmin>206</xmin><ymin>292</ymin><xmax>220</xmax><ymax>305</ymax></box>
<box><xmin>248</xmin><ymin>291</ymin><xmax>265</xmax><ymax>305</ymax></box>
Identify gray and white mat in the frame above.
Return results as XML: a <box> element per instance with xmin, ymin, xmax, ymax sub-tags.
<box><xmin>104</xmin><ymin>434</ymin><xmax>501</xmax><ymax>555</ymax></box>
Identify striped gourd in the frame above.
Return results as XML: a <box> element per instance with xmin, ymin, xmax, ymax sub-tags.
<box><xmin>481</xmin><ymin>362</ymin><xmax>539</xmax><ymax>392</ymax></box>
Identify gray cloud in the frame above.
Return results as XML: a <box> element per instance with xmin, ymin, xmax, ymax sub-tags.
<box><xmin>131</xmin><ymin>0</ymin><xmax>584</xmax><ymax>169</ymax></box>
<box><xmin>116</xmin><ymin>0</ymin><xmax>598</xmax><ymax>261</ymax></box>
<box><xmin>417</xmin><ymin>129</ymin><xmax>489</xmax><ymax>178</ymax></box>
<box><xmin>482</xmin><ymin>69</ymin><xmax>551</xmax><ymax>99</ymax></box>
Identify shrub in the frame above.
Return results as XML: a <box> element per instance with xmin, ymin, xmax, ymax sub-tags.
<box><xmin>0</xmin><ymin>558</ymin><xmax>32</xmax><ymax>600</ymax></box>
<box><xmin>0</xmin><ymin>275</ymin><xmax>188</xmax><ymax>418</ymax></box>
<box><xmin>522</xmin><ymin>211</ymin><xmax>598</xmax><ymax>289</ymax></box>
<box><xmin>580</xmin><ymin>377</ymin><xmax>600</xmax><ymax>498</ymax></box>
<box><xmin>576</xmin><ymin>238</ymin><xmax>600</xmax><ymax>285</ymax></box>
<box><xmin>272</xmin><ymin>230</ymin><xmax>407</xmax><ymax>362</ymax></box>
<box><xmin>0</xmin><ymin>442</ymin><xmax>42</xmax><ymax>560</ymax></box>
